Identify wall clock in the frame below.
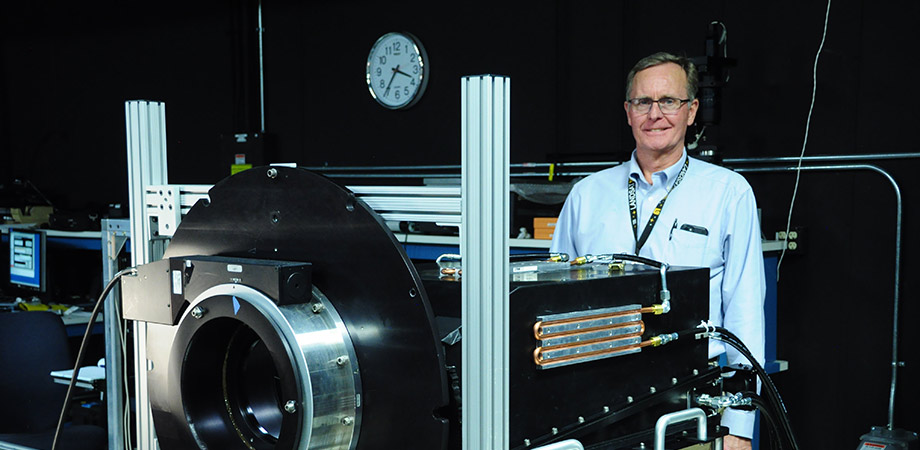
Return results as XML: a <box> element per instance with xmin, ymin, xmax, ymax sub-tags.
<box><xmin>366</xmin><ymin>32</ymin><xmax>429</xmax><ymax>110</ymax></box>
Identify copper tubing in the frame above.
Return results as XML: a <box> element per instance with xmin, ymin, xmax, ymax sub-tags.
<box><xmin>534</xmin><ymin>309</ymin><xmax>641</xmax><ymax>338</ymax></box>
<box><xmin>536</xmin><ymin>320</ymin><xmax>645</xmax><ymax>342</ymax></box>
<box><xmin>534</xmin><ymin>333</ymin><xmax>645</xmax><ymax>366</ymax></box>
<box><xmin>534</xmin><ymin>333</ymin><xmax>664</xmax><ymax>367</ymax></box>
<box><xmin>535</xmin><ymin>306</ymin><xmax>666</xmax><ymax>337</ymax></box>
<box><xmin>539</xmin><ymin>327</ymin><xmax>645</xmax><ymax>351</ymax></box>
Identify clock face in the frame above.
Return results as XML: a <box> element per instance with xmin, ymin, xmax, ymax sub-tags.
<box><xmin>366</xmin><ymin>32</ymin><xmax>429</xmax><ymax>110</ymax></box>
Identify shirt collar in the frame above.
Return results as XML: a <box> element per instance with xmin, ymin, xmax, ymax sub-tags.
<box><xmin>627</xmin><ymin>148</ymin><xmax>689</xmax><ymax>188</ymax></box>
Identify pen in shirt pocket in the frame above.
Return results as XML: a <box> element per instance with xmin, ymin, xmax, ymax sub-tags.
<box><xmin>669</xmin><ymin>218</ymin><xmax>678</xmax><ymax>241</ymax></box>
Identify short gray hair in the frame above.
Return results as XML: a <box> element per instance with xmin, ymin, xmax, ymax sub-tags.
<box><xmin>625</xmin><ymin>52</ymin><xmax>698</xmax><ymax>101</ymax></box>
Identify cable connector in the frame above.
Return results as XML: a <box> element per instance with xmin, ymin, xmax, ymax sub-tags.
<box><xmin>696</xmin><ymin>392</ymin><xmax>752</xmax><ymax>410</ymax></box>
<box><xmin>548</xmin><ymin>253</ymin><xmax>569</xmax><ymax>263</ymax></box>
<box><xmin>648</xmin><ymin>332</ymin><xmax>679</xmax><ymax>347</ymax></box>
<box><xmin>571</xmin><ymin>255</ymin><xmax>596</xmax><ymax>265</ymax></box>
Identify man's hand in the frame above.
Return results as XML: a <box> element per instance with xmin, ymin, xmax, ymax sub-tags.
<box><xmin>724</xmin><ymin>434</ymin><xmax>752</xmax><ymax>450</ymax></box>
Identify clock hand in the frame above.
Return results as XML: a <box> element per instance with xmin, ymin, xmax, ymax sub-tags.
<box><xmin>384</xmin><ymin>65</ymin><xmax>399</xmax><ymax>97</ymax></box>
<box><xmin>394</xmin><ymin>67</ymin><xmax>412</xmax><ymax>78</ymax></box>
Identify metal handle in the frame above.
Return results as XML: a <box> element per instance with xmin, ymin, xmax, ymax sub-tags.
<box><xmin>533</xmin><ymin>439</ymin><xmax>585</xmax><ymax>450</ymax></box>
<box><xmin>654</xmin><ymin>407</ymin><xmax>707</xmax><ymax>450</ymax></box>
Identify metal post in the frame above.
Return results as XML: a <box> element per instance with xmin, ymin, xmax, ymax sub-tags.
<box><xmin>101</xmin><ymin>219</ymin><xmax>129</xmax><ymax>450</ymax></box>
<box><xmin>736</xmin><ymin>164</ymin><xmax>902</xmax><ymax>429</ymax></box>
<box><xmin>461</xmin><ymin>74</ymin><xmax>511</xmax><ymax>450</ymax></box>
<box><xmin>125</xmin><ymin>100</ymin><xmax>169</xmax><ymax>450</ymax></box>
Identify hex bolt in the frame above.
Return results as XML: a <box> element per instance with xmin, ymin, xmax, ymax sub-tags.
<box><xmin>788</xmin><ymin>241</ymin><xmax>798</xmax><ymax>250</ymax></box>
<box><xmin>693</xmin><ymin>369</ymin><xmax>699</xmax><ymax>376</ymax></box>
<box><xmin>788</xmin><ymin>230</ymin><xmax>799</xmax><ymax>240</ymax></box>
<box><xmin>267</xmin><ymin>168</ymin><xmax>278</xmax><ymax>179</ymax></box>
<box><xmin>551</xmin><ymin>427</ymin><xmax>558</xmax><ymax>435</ymax></box>
<box><xmin>649</xmin><ymin>386</ymin><xmax>656</xmax><ymax>394</ymax></box>
<box><xmin>627</xmin><ymin>396</ymin><xmax>634</xmax><ymax>403</ymax></box>
<box><xmin>672</xmin><ymin>377</ymin><xmax>678</xmax><ymax>385</ymax></box>
<box><xmin>578</xmin><ymin>416</ymin><xmax>585</xmax><ymax>424</ymax></box>
<box><xmin>341</xmin><ymin>416</ymin><xmax>354</xmax><ymax>426</ymax></box>
<box><xmin>776</xmin><ymin>231</ymin><xmax>787</xmax><ymax>240</ymax></box>
<box><xmin>311</xmin><ymin>303</ymin><xmax>325</xmax><ymax>313</ymax></box>
<box><xmin>603</xmin><ymin>406</ymin><xmax>610</xmax><ymax>413</ymax></box>
<box><xmin>284</xmin><ymin>400</ymin><xmax>297</xmax><ymax>414</ymax></box>
<box><xmin>191</xmin><ymin>306</ymin><xmax>206</xmax><ymax>319</ymax></box>
<box><xmin>524</xmin><ymin>439</ymin><xmax>531</xmax><ymax>447</ymax></box>
<box><xmin>336</xmin><ymin>356</ymin><xmax>349</xmax><ymax>366</ymax></box>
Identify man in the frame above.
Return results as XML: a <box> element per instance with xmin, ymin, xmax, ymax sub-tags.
<box><xmin>550</xmin><ymin>52</ymin><xmax>766</xmax><ymax>450</ymax></box>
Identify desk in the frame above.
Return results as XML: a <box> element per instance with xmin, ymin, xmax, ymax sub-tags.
<box><xmin>61</xmin><ymin>311</ymin><xmax>105</xmax><ymax>338</ymax></box>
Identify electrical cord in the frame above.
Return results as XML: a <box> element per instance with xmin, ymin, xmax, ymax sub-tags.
<box><xmin>702</xmin><ymin>326</ymin><xmax>800</xmax><ymax>450</ymax></box>
<box><xmin>51</xmin><ymin>267</ymin><xmax>137</xmax><ymax>450</ymax></box>
<box><xmin>777</xmin><ymin>0</ymin><xmax>832</xmax><ymax>281</ymax></box>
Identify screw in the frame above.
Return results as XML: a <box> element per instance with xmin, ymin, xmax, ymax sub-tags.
<box><xmin>336</xmin><ymin>356</ymin><xmax>349</xmax><ymax>366</ymax></box>
<box><xmin>578</xmin><ymin>416</ymin><xmax>585</xmax><ymax>423</ymax></box>
<box><xmin>284</xmin><ymin>400</ymin><xmax>297</xmax><ymax>414</ymax></box>
<box><xmin>788</xmin><ymin>241</ymin><xmax>798</xmax><ymax>250</ymax></box>
<box><xmin>693</xmin><ymin>369</ymin><xmax>699</xmax><ymax>376</ymax></box>
<box><xmin>650</xmin><ymin>386</ymin><xmax>656</xmax><ymax>394</ymax></box>
<box><xmin>776</xmin><ymin>231</ymin><xmax>787</xmax><ymax>240</ymax></box>
<box><xmin>524</xmin><ymin>439</ymin><xmax>531</xmax><ymax>447</ymax></box>
<box><xmin>788</xmin><ymin>230</ymin><xmax>798</xmax><ymax>240</ymax></box>
<box><xmin>311</xmin><ymin>303</ymin><xmax>325</xmax><ymax>313</ymax></box>
<box><xmin>627</xmin><ymin>396</ymin><xmax>634</xmax><ymax>403</ymax></box>
<box><xmin>603</xmin><ymin>406</ymin><xmax>610</xmax><ymax>413</ymax></box>
<box><xmin>341</xmin><ymin>416</ymin><xmax>354</xmax><ymax>426</ymax></box>
<box><xmin>191</xmin><ymin>306</ymin><xmax>206</xmax><ymax>319</ymax></box>
<box><xmin>551</xmin><ymin>427</ymin><xmax>558</xmax><ymax>435</ymax></box>
<box><xmin>267</xmin><ymin>168</ymin><xmax>278</xmax><ymax>179</ymax></box>
<box><xmin>672</xmin><ymin>377</ymin><xmax>678</xmax><ymax>385</ymax></box>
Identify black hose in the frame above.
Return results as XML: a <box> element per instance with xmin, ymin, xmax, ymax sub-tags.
<box><xmin>606</xmin><ymin>253</ymin><xmax>665</xmax><ymax>268</ymax></box>
<box><xmin>51</xmin><ymin>267</ymin><xmax>136</xmax><ymax>450</ymax></box>
<box><xmin>740</xmin><ymin>391</ymin><xmax>796</xmax><ymax>450</ymax></box>
<box><xmin>708</xmin><ymin>326</ymin><xmax>800</xmax><ymax>450</ymax></box>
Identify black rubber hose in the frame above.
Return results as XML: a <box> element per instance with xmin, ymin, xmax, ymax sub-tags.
<box><xmin>709</xmin><ymin>327</ymin><xmax>800</xmax><ymax>450</ymax></box>
<box><xmin>51</xmin><ymin>267</ymin><xmax>136</xmax><ymax>450</ymax></box>
<box><xmin>740</xmin><ymin>391</ymin><xmax>796</xmax><ymax>450</ymax></box>
<box><xmin>607</xmin><ymin>252</ymin><xmax>665</xmax><ymax>268</ymax></box>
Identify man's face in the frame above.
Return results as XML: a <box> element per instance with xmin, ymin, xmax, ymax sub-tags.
<box><xmin>624</xmin><ymin>62</ymin><xmax>699</xmax><ymax>157</ymax></box>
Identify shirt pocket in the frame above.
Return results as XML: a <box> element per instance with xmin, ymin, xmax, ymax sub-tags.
<box><xmin>667</xmin><ymin>224</ymin><xmax>710</xmax><ymax>268</ymax></box>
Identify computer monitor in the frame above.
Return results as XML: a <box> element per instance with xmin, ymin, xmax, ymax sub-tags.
<box><xmin>8</xmin><ymin>228</ymin><xmax>47</xmax><ymax>292</ymax></box>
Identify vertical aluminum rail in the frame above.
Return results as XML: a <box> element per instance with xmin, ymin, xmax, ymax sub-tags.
<box><xmin>125</xmin><ymin>100</ymin><xmax>169</xmax><ymax>450</ymax></box>
<box><xmin>736</xmin><ymin>164</ymin><xmax>902</xmax><ymax>429</ymax></box>
<box><xmin>461</xmin><ymin>75</ymin><xmax>511</xmax><ymax>450</ymax></box>
<box><xmin>101</xmin><ymin>219</ymin><xmax>130</xmax><ymax>450</ymax></box>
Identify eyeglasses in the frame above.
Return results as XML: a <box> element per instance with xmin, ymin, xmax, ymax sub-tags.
<box><xmin>627</xmin><ymin>97</ymin><xmax>691</xmax><ymax>115</ymax></box>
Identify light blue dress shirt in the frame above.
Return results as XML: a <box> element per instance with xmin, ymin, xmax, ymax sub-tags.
<box><xmin>550</xmin><ymin>148</ymin><xmax>766</xmax><ymax>438</ymax></box>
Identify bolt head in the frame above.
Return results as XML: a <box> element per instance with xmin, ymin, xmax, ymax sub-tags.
<box><xmin>191</xmin><ymin>306</ymin><xmax>205</xmax><ymax>319</ymax></box>
<box><xmin>284</xmin><ymin>400</ymin><xmax>297</xmax><ymax>413</ymax></box>
<box><xmin>311</xmin><ymin>303</ymin><xmax>325</xmax><ymax>313</ymax></box>
<box><xmin>267</xmin><ymin>168</ymin><xmax>278</xmax><ymax>179</ymax></box>
<box><xmin>336</xmin><ymin>356</ymin><xmax>349</xmax><ymax>366</ymax></box>
<box><xmin>341</xmin><ymin>416</ymin><xmax>354</xmax><ymax>426</ymax></box>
